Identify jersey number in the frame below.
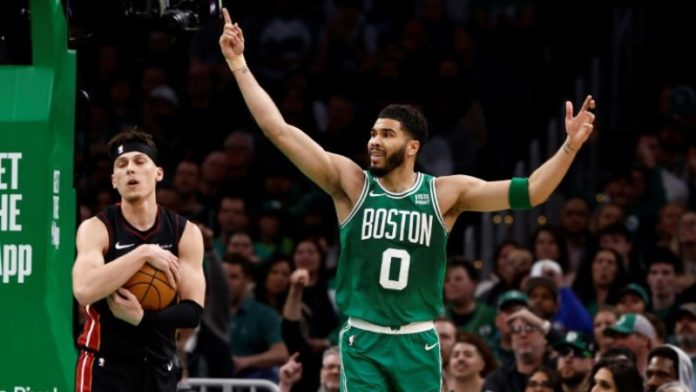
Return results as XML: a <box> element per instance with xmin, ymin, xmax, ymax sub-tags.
<box><xmin>379</xmin><ymin>248</ymin><xmax>410</xmax><ymax>290</ymax></box>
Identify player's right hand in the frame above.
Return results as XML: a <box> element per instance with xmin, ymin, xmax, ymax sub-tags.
<box><xmin>143</xmin><ymin>244</ymin><xmax>180</xmax><ymax>289</ymax></box>
<box><xmin>219</xmin><ymin>8</ymin><xmax>245</xmax><ymax>61</ymax></box>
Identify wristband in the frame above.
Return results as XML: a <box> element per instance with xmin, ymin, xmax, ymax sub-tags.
<box><xmin>509</xmin><ymin>177</ymin><xmax>532</xmax><ymax>210</ymax></box>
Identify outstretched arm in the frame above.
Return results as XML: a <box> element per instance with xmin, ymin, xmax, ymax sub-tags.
<box><xmin>219</xmin><ymin>8</ymin><xmax>362</xmax><ymax>200</ymax></box>
<box><xmin>439</xmin><ymin>96</ymin><xmax>596</xmax><ymax>217</ymax></box>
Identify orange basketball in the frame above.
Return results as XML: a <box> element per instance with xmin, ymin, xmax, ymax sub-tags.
<box><xmin>124</xmin><ymin>264</ymin><xmax>176</xmax><ymax>310</ymax></box>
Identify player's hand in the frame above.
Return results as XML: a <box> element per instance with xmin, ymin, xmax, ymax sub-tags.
<box><xmin>219</xmin><ymin>8</ymin><xmax>245</xmax><ymax>62</ymax></box>
<box><xmin>290</xmin><ymin>268</ymin><xmax>309</xmax><ymax>287</ymax></box>
<box><xmin>279</xmin><ymin>352</ymin><xmax>303</xmax><ymax>390</ymax></box>
<box><xmin>143</xmin><ymin>244</ymin><xmax>180</xmax><ymax>290</ymax></box>
<box><xmin>107</xmin><ymin>288</ymin><xmax>144</xmax><ymax>326</ymax></box>
<box><xmin>564</xmin><ymin>95</ymin><xmax>596</xmax><ymax>151</ymax></box>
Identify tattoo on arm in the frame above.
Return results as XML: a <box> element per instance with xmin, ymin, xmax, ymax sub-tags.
<box><xmin>563</xmin><ymin>142</ymin><xmax>576</xmax><ymax>155</ymax></box>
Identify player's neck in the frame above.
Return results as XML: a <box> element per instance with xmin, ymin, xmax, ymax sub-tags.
<box><xmin>120</xmin><ymin>196</ymin><xmax>158</xmax><ymax>231</ymax></box>
<box><xmin>377</xmin><ymin>166</ymin><xmax>417</xmax><ymax>193</ymax></box>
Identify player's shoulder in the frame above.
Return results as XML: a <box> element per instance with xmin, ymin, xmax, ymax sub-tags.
<box><xmin>434</xmin><ymin>174</ymin><xmax>482</xmax><ymax>189</ymax></box>
<box><xmin>76</xmin><ymin>216</ymin><xmax>109</xmax><ymax>246</ymax></box>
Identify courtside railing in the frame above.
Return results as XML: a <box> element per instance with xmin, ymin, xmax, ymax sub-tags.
<box><xmin>182</xmin><ymin>378</ymin><xmax>280</xmax><ymax>392</ymax></box>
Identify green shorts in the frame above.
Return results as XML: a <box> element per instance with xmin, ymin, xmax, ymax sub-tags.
<box><xmin>338</xmin><ymin>318</ymin><xmax>441</xmax><ymax>392</ymax></box>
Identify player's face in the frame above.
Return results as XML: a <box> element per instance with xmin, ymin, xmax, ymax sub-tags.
<box><xmin>447</xmin><ymin>342</ymin><xmax>484</xmax><ymax>380</ymax></box>
<box><xmin>112</xmin><ymin>152</ymin><xmax>162</xmax><ymax>203</ymax></box>
<box><xmin>367</xmin><ymin>118</ymin><xmax>415</xmax><ymax>177</ymax></box>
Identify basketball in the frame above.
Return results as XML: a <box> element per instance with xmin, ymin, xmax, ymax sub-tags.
<box><xmin>124</xmin><ymin>264</ymin><xmax>176</xmax><ymax>311</ymax></box>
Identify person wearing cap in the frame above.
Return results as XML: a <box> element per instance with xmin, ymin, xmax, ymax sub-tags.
<box><xmin>617</xmin><ymin>283</ymin><xmax>651</xmax><ymax>315</ymax></box>
<box><xmin>483</xmin><ymin>302</ymin><xmax>551</xmax><ymax>392</ymax></box>
<box><xmin>673</xmin><ymin>303</ymin><xmax>696</xmax><ymax>380</ymax></box>
<box><xmin>525</xmin><ymin>270</ymin><xmax>593</xmax><ymax>336</ymax></box>
<box><xmin>444</xmin><ymin>257</ymin><xmax>497</xmax><ymax>346</ymax></box>
<box><xmin>604</xmin><ymin>312</ymin><xmax>657</xmax><ymax>375</ymax></box>
<box><xmin>254</xmin><ymin>199</ymin><xmax>294</xmax><ymax>262</ymax></box>
<box><xmin>492</xmin><ymin>290</ymin><xmax>531</xmax><ymax>366</ymax></box>
<box><xmin>554</xmin><ymin>331</ymin><xmax>594</xmax><ymax>392</ymax></box>
<box><xmin>646</xmin><ymin>344</ymin><xmax>695</xmax><ymax>392</ymax></box>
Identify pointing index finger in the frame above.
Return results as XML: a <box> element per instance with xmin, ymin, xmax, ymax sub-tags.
<box><xmin>222</xmin><ymin>8</ymin><xmax>232</xmax><ymax>25</ymax></box>
<box><xmin>580</xmin><ymin>95</ymin><xmax>593</xmax><ymax>112</ymax></box>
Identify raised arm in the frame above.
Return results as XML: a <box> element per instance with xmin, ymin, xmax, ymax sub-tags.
<box><xmin>72</xmin><ymin>217</ymin><xmax>179</xmax><ymax>306</ymax></box>
<box><xmin>438</xmin><ymin>96</ymin><xmax>596</xmax><ymax>221</ymax></box>
<box><xmin>218</xmin><ymin>8</ymin><xmax>362</xmax><ymax>201</ymax></box>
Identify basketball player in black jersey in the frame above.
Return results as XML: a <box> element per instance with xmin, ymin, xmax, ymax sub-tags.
<box><xmin>72</xmin><ymin>129</ymin><xmax>206</xmax><ymax>391</ymax></box>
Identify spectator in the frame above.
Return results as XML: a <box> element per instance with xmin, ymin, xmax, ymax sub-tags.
<box><xmin>198</xmin><ymin>151</ymin><xmax>227</xmax><ymax>210</ymax></box>
<box><xmin>573</xmin><ymin>248</ymin><xmax>627</xmax><ymax>316</ymax></box>
<box><xmin>445</xmin><ymin>332</ymin><xmax>498</xmax><ymax>392</ymax></box>
<box><xmin>524</xmin><ymin>367</ymin><xmax>562</xmax><ymax>392</ymax></box>
<box><xmin>476</xmin><ymin>240</ymin><xmax>520</xmax><ymax>299</ymax></box>
<box><xmin>559</xmin><ymin>197</ymin><xmax>593</xmax><ymax>273</ymax></box>
<box><xmin>482</xmin><ymin>248</ymin><xmax>534</xmax><ymax>307</ymax></box>
<box><xmin>672</xmin><ymin>303</ymin><xmax>696</xmax><ymax>379</ymax></box>
<box><xmin>646</xmin><ymin>345</ymin><xmax>694</xmax><ymax>392</ymax></box>
<box><xmin>214</xmin><ymin>195</ymin><xmax>250</xmax><ymax>257</ymax></box>
<box><xmin>223</xmin><ymin>254</ymin><xmax>289</xmax><ymax>381</ymax></box>
<box><xmin>254</xmin><ymin>256</ymin><xmax>292</xmax><ymax>314</ymax></box>
<box><xmin>254</xmin><ymin>200</ymin><xmax>294</xmax><ymax>261</ymax></box>
<box><xmin>646</xmin><ymin>247</ymin><xmax>681</xmax><ymax>320</ymax></box>
<box><xmin>483</xmin><ymin>309</ymin><xmax>549</xmax><ymax>392</ymax></box>
<box><xmin>278</xmin><ymin>347</ymin><xmax>340</xmax><ymax>392</ymax></box>
<box><xmin>435</xmin><ymin>318</ymin><xmax>458</xmax><ymax>366</ymax></box>
<box><xmin>583</xmin><ymin>358</ymin><xmax>644</xmax><ymax>392</ymax></box>
<box><xmin>554</xmin><ymin>331</ymin><xmax>595</xmax><ymax>392</ymax></box>
<box><xmin>443</xmin><ymin>257</ymin><xmax>496</xmax><ymax>344</ymax></box>
<box><xmin>616</xmin><ymin>283</ymin><xmax>651</xmax><ymax>315</ymax></box>
<box><xmin>593</xmin><ymin>307</ymin><xmax>619</xmax><ymax>359</ymax></box>
<box><xmin>226</xmin><ymin>229</ymin><xmax>260</xmax><ymax>263</ymax></box>
<box><xmin>590</xmin><ymin>202</ymin><xmax>625</xmax><ymax>236</ymax></box>
<box><xmin>597</xmin><ymin>224</ymin><xmax>642</xmax><ymax>282</ymax></box>
<box><xmin>529</xmin><ymin>226</ymin><xmax>570</xmax><ymax>275</ymax></box>
<box><xmin>604</xmin><ymin>312</ymin><xmax>657</xmax><ymax>375</ymax></box>
<box><xmin>492</xmin><ymin>290</ymin><xmax>530</xmax><ymax>366</ymax></box>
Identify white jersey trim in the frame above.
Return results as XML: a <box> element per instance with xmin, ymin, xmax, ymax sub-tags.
<box><xmin>375</xmin><ymin>172</ymin><xmax>423</xmax><ymax>199</ymax></box>
<box><xmin>430</xmin><ymin>177</ymin><xmax>448</xmax><ymax>233</ymax></box>
<box><xmin>339</xmin><ymin>171</ymin><xmax>369</xmax><ymax>228</ymax></box>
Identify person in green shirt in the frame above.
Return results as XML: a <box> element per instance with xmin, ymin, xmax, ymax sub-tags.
<box><xmin>444</xmin><ymin>257</ymin><xmax>497</xmax><ymax>346</ymax></box>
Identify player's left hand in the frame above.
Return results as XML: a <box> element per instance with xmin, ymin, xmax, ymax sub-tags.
<box><xmin>565</xmin><ymin>95</ymin><xmax>596</xmax><ymax>150</ymax></box>
<box><xmin>107</xmin><ymin>288</ymin><xmax>144</xmax><ymax>326</ymax></box>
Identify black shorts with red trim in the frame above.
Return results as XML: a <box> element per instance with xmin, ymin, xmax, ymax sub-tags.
<box><xmin>75</xmin><ymin>350</ymin><xmax>177</xmax><ymax>392</ymax></box>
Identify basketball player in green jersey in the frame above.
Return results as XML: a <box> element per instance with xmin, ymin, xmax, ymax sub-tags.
<box><xmin>220</xmin><ymin>9</ymin><xmax>595</xmax><ymax>391</ymax></box>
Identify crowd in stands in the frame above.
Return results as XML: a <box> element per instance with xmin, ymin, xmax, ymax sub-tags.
<box><xmin>69</xmin><ymin>0</ymin><xmax>696</xmax><ymax>391</ymax></box>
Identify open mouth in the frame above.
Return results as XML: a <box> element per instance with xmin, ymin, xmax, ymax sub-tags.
<box><xmin>127</xmin><ymin>179</ymin><xmax>139</xmax><ymax>186</ymax></box>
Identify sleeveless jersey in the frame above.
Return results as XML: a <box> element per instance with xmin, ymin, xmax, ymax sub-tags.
<box><xmin>77</xmin><ymin>204</ymin><xmax>187</xmax><ymax>363</ymax></box>
<box><xmin>336</xmin><ymin>171</ymin><xmax>448</xmax><ymax>326</ymax></box>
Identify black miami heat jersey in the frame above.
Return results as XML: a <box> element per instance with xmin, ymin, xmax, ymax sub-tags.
<box><xmin>77</xmin><ymin>204</ymin><xmax>187</xmax><ymax>363</ymax></box>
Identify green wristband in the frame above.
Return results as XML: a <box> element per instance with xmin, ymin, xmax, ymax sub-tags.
<box><xmin>509</xmin><ymin>177</ymin><xmax>532</xmax><ymax>210</ymax></box>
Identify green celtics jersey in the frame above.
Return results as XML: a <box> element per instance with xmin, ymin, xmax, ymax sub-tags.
<box><xmin>336</xmin><ymin>171</ymin><xmax>449</xmax><ymax>326</ymax></box>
